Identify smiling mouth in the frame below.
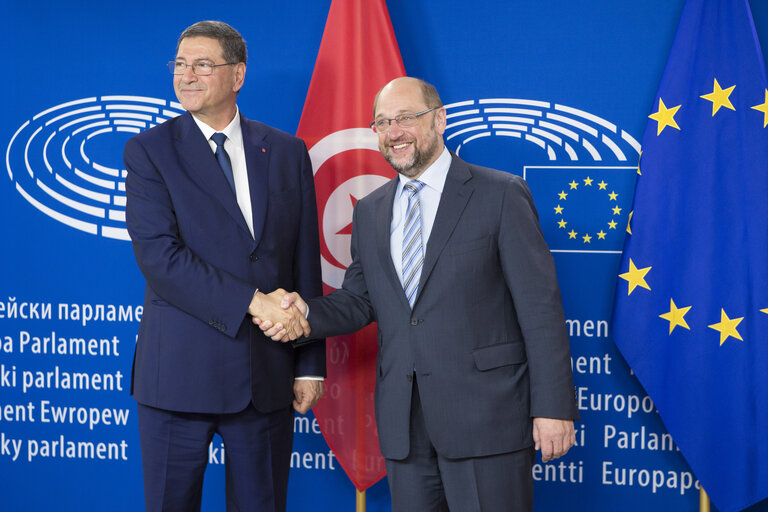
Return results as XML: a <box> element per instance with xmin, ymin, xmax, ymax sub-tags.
<box><xmin>391</xmin><ymin>142</ymin><xmax>411</xmax><ymax>150</ymax></box>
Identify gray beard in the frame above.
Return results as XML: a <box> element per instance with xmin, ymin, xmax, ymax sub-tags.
<box><xmin>385</xmin><ymin>135</ymin><xmax>440</xmax><ymax>178</ymax></box>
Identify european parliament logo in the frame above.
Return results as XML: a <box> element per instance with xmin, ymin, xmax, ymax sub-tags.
<box><xmin>443</xmin><ymin>98</ymin><xmax>639</xmax><ymax>253</ymax></box>
<box><xmin>5</xmin><ymin>96</ymin><xmax>185</xmax><ymax>240</ymax></box>
<box><xmin>7</xmin><ymin>94</ymin><xmax>640</xmax><ymax>253</ymax></box>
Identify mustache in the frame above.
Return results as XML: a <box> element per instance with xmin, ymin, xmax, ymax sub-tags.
<box><xmin>387</xmin><ymin>139</ymin><xmax>414</xmax><ymax>146</ymax></box>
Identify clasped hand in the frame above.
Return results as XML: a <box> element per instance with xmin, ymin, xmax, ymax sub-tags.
<box><xmin>249</xmin><ymin>289</ymin><xmax>309</xmax><ymax>341</ymax></box>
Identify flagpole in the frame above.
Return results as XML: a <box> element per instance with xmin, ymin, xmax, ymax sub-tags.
<box><xmin>700</xmin><ymin>488</ymin><xmax>710</xmax><ymax>512</ymax></box>
<box><xmin>356</xmin><ymin>489</ymin><xmax>366</xmax><ymax>512</ymax></box>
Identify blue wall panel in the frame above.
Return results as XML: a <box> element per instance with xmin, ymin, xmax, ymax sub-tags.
<box><xmin>2</xmin><ymin>1</ymin><xmax>767</xmax><ymax>510</ymax></box>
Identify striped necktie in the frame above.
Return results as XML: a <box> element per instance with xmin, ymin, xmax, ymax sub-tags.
<box><xmin>402</xmin><ymin>180</ymin><xmax>425</xmax><ymax>308</ymax></box>
<box><xmin>211</xmin><ymin>132</ymin><xmax>236</xmax><ymax>194</ymax></box>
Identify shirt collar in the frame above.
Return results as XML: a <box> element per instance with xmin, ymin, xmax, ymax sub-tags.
<box><xmin>398</xmin><ymin>146</ymin><xmax>452</xmax><ymax>196</ymax></box>
<box><xmin>191</xmin><ymin>106</ymin><xmax>243</xmax><ymax>147</ymax></box>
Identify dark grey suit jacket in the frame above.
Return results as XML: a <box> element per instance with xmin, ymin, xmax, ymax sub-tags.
<box><xmin>307</xmin><ymin>154</ymin><xmax>578</xmax><ymax>460</ymax></box>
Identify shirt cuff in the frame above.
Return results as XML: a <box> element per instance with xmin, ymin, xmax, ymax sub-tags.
<box><xmin>295</xmin><ymin>376</ymin><xmax>324</xmax><ymax>381</ymax></box>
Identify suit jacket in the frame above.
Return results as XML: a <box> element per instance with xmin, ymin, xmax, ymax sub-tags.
<box><xmin>307</xmin><ymin>154</ymin><xmax>578</xmax><ymax>460</ymax></box>
<box><xmin>124</xmin><ymin>111</ymin><xmax>325</xmax><ymax>414</ymax></box>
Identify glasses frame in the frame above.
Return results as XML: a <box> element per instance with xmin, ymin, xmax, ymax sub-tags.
<box><xmin>370</xmin><ymin>107</ymin><xmax>439</xmax><ymax>132</ymax></box>
<box><xmin>168</xmin><ymin>61</ymin><xmax>237</xmax><ymax>76</ymax></box>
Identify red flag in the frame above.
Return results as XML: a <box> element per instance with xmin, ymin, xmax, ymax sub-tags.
<box><xmin>296</xmin><ymin>0</ymin><xmax>405</xmax><ymax>491</ymax></box>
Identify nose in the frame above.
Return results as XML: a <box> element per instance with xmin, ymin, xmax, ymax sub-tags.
<box><xmin>180</xmin><ymin>65</ymin><xmax>197</xmax><ymax>82</ymax></box>
<box><xmin>387</xmin><ymin>121</ymin><xmax>405</xmax><ymax>139</ymax></box>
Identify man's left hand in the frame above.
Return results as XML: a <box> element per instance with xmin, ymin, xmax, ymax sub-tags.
<box><xmin>293</xmin><ymin>380</ymin><xmax>324</xmax><ymax>414</ymax></box>
<box><xmin>533</xmin><ymin>417</ymin><xmax>575</xmax><ymax>462</ymax></box>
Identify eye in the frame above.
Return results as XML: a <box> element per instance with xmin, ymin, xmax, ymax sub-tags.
<box><xmin>174</xmin><ymin>62</ymin><xmax>187</xmax><ymax>71</ymax></box>
<box><xmin>196</xmin><ymin>62</ymin><xmax>213</xmax><ymax>72</ymax></box>
<box><xmin>375</xmin><ymin>119</ymin><xmax>389</xmax><ymax>130</ymax></box>
<box><xmin>398</xmin><ymin>114</ymin><xmax>415</xmax><ymax>123</ymax></box>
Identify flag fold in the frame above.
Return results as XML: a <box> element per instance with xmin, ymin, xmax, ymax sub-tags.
<box><xmin>612</xmin><ymin>0</ymin><xmax>768</xmax><ymax>510</ymax></box>
<box><xmin>296</xmin><ymin>0</ymin><xmax>405</xmax><ymax>492</ymax></box>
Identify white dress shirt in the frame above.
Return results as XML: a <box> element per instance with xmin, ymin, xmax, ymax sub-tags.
<box><xmin>390</xmin><ymin>147</ymin><xmax>452</xmax><ymax>284</ymax></box>
<box><xmin>191</xmin><ymin>107</ymin><xmax>255</xmax><ymax>238</ymax></box>
<box><xmin>192</xmin><ymin>110</ymin><xmax>321</xmax><ymax>381</ymax></box>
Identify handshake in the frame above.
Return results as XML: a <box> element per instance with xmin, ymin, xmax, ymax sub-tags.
<box><xmin>247</xmin><ymin>289</ymin><xmax>308</xmax><ymax>342</ymax></box>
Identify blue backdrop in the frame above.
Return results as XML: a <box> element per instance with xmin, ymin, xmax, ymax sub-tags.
<box><xmin>3</xmin><ymin>1</ymin><xmax>768</xmax><ymax>510</ymax></box>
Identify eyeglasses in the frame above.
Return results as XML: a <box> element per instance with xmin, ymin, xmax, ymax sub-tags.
<box><xmin>370</xmin><ymin>107</ymin><xmax>439</xmax><ymax>133</ymax></box>
<box><xmin>168</xmin><ymin>61</ymin><xmax>236</xmax><ymax>76</ymax></box>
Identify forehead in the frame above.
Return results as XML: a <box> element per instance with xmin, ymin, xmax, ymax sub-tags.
<box><xmin>176</xmin><ymin>36</ymin><xmax>224</xmax><ymax>60</ymax></box>
<box><xmin>375</xmin><ymin>82</ymin><xmax>427</xmax><ymax>117</ymax></box>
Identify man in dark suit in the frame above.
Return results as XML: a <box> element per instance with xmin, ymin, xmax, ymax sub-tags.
<box><xmin>261</xmin><ymin>77</ymin><xmax>579</xmax><ymax>511</ymax></box>
<box><xmin>124</xmin><ymin>20</ymin><xmax>324</xmax><ymax>512</ymax></box>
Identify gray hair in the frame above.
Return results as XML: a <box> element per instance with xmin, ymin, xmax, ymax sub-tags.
<box><xmin>176</xmin><ymin>21</ymin><xmax>247</xmax><ymax>64</ymax></box>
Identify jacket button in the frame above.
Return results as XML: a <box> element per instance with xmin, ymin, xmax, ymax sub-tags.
<box><xmin>410</xmin><ymin>318</ymin><xmax>418</xmax><ymax>326</ymax></box>
<box><xmin>250</xmin><ymin>254</ymin><xmax>259</xmax><ymax>262</ymax></box>
<box><xmin>406</xmin><ymin>374</ymin><xmax>413</xmax><ymax>382</ymax></box>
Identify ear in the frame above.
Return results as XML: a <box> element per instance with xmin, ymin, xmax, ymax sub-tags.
<box><xmin>233</xmin><ymin>62</ymin><xmax>246</xmax><ymax>93</ymax></box>
<box><xmin>434</xmin><ymin>106</ymin><xmax>447</xmax><ymax>135</ymax></box>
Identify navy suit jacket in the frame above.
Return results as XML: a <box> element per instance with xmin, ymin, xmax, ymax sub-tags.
<box><xmin>307</xmin><ymin>154</ymin><xmax>578</xmax><ymax>460</ymax></box>
<box><xmin>125</xmin><ymin>112</ymin><xmax>325</xmax><ymax>414</ymax></box>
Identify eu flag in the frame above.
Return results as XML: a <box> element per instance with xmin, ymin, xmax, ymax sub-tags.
<box><xmin>612</xmin><ymin>0</ymin><xmax>768</xmax><ymax>510</ymax></box>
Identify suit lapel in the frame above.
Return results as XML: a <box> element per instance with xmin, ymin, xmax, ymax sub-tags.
<box><xmin>241</xmin><ymin>118</ymin><xmax>270</xmax><ymax>245</ymax></box>
<box><xmin>416</xmin><ymin>156</ymin><xmax>473</xmax><ymax>304</ymax></box>
<box><xmin>375</xmin><ymin>178</ymin><xmax>412</xmax><ymax>310</ymax></box>
<box><xmin>174</xmin><ymin>113</ymin><xmax>250</xmax><ymax>235</ymax></box>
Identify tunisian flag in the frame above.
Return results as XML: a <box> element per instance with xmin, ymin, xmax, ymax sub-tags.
<box><xmin>296</xmin><ymin>0</ymin><xmax>405</xmax><ymax>491</ymax></box>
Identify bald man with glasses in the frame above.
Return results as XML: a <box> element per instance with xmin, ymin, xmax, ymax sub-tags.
<box><xmin>261</xmin><ymin>77</ymin><xmax>579</xmax><ymax>511</ymax></box>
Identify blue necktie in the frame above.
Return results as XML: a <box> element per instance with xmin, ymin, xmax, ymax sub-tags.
<box><xmin>211</xmin><ymin>132</ymin><xmax>236</xmax><ymax>194</ymax></box>
<box><xmin>402</xmin><ymin>180</ymin><xmax>425</xmax><ymax>308</ymax></box>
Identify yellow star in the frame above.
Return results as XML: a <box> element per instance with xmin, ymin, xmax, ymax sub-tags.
<box><xmin>568</xmin><ymin>230</ymin><xmax>578</xmax><ymax>239</ymax></box>
<box><xmin>609</xmin><ymin>191</ymin><xmax>618</xmax><ymax>201</ymax></box>
<box><xmin>558</xmin><ymin>219</ymin><xmax>567</xmax><ymax>229</ymax></box>
<box><xmin>582</xmin><ymin>234</ymin><xmax>592</xmax><ymax>244</ymax></box>
<box><xmin>637</xmin><ymin>151</ymin><xmax>642</xmax><ymax>175</ymax></box>
<box><xmin>627</xmin><ymin>211</ymin><xmax>633</xmax><ymax>234</ymax></box>
<box><xmin>558</xmin><ymin>191</ymin><xmax>568</xmax><ymax>200</ymax></box>
<box><xmin>649</xmin><ymin>98</ymin><xmax>681</xmax><ymax>135</ymax></box>
<box><xmin>612</xmin><ymin>205</ymin><xmax>622</xmax><ymax>215</ymax></box>
<box><xmin>598</xmin><ymin>180</ymin><xmax>608</xmax><ymax>190</ymax></box>
<box><xmin>659</xmin><ymin>299</ymin><xmax>691</xmax><ymax>334</ymax></box>
<box><xmin>554</xmin><ymin>205</ymin><xmax>564</xmax><ymax>214</ymax></box>
<box><xmin>584</xmin><ymin>177</ymin><xmax>593</xmax><ymax>186</ymax></box>
<box><xmin>761</xmin><ymin>308</ymin><xmax>768</xmax><ymax>315</ymax></box>
<box><xmin>708</xmin><ymin>309</ymin><xmax>744</xmax><ymax>345</ymax></box>
<box><xmin>619</xmin><ymin>259</ymin><xmax>651</xmax><ymax>295</ymax></box>
<box><xmin>751</xmin><ymin>89</ymin><xmax>768</xmax><ymax>128</ymax></box>
<box><xmin>597</xmin><ymin>230</ymin><xmax>607</xmax><ymax>240</ymax></box>
<box><xmin>569</xmin><ymin>180</ymin><xmax>579</xmax><ymax>190</ymax></box>
<box><xmin>700</xmin><ymin>78</ymin><xmax>735</xmax><ymax>116</ymax></box>
<box><xmin>608</xmin><ymin>220</ymin><xmax>618</xmax><ymax>230</ymax></box>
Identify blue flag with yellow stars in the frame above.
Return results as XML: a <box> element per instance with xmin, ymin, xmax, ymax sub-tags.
<box><xmin>612</xmin><ymin>0</ymin><xmax>768</xmax><ymax>510</ymax></box>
